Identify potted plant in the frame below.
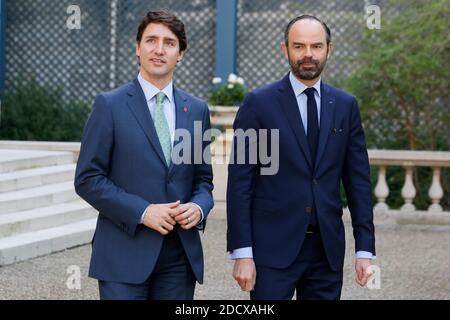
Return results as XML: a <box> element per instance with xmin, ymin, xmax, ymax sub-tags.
<box><xmin>207</xmin><ymin>73</ymin><xmax>248</xmax><ymax>131</ymax></box>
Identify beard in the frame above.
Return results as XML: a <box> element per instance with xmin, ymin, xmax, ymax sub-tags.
<box><xmin>288</xmin><ymin>52</ymin><xmax>328</xmax><ymax>80</ymax></box>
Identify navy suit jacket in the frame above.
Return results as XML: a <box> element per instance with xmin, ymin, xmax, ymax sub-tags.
<box><xmin>75</xmin><ymin>78</ymin><xmax>214</xmax><ymax>284</ymax></box>
<box><xmin>227</xmin><ymin>74</ymin><xmax>375</xmax><ymax>271</ymax></box>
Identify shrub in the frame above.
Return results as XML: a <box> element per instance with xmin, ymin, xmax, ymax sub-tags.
<box><xmin>0</xmin><ymin>78</ymin><xmax>90</xmax><ymax>141</ymax></box>
<box><xmin>346</xmin><ymin>0</ymin><xmax>450</xmax><ymax>210</ymax></box>
<box><xmin>208</xmin><ymin>73</ymin><xmax>248</xmax><ymax>106</ymax></box>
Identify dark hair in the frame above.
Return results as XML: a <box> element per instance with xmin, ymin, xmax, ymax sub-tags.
<box><xmin>136</xmin><ymin>10</ymin><xmax>187</xmax><ymax>52</ymax></box>
<box><xmin>284</xmin><ymin>15</ymin><xmax>331</xmax><ymax>45</ymax></box>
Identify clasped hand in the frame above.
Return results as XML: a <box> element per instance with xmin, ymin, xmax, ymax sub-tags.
<box><xmin>143</xmin><ymin>200</ymin><xmax>200</xmax><ymax>235</ymax></box>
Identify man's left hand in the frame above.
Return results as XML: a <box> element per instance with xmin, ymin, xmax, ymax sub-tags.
<box><xmin>172</xmin><ymin>202</ymin><xmax>201</xmax><ymax>230</ymax></box>
<box><xmin>355</xmin><ymin>258</ymin><xmax>372</xmax><ymax>287</ymax></box>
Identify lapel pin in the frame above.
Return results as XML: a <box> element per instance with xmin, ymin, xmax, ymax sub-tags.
<box><xmin>183</xmin><ymin>107</ymin><xmax>188</xmax><ymax>113</ymax></box>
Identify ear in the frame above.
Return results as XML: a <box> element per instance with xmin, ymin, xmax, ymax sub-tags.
<box><xmin>327</xmin><ymin>42</ymin><xmax>333</xmax><ymax>59</ymax></box>
<box><xmin>177</xmin><ymin>50</ymin><xmax>185</xmax><ymax>63</ymax></box>
<box><xmin>281</xmin><ymin>42</ymin><xmax>289</xmax><ymax>60</ymax></box>
<box><xmin>136</xmin><ymin>42</ymin><xmax>140</xmax><ymax>60</ymax></box>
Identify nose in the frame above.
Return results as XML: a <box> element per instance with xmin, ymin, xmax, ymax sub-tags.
<box><xmin>304</xmin><ymin>46</ymin><xmax>313</xmax><ymax>57</ymax></box>
<box><xmin>154</xmin><ymin>40</ymin><xmax>164</xmax><ymax>55</ymax></box>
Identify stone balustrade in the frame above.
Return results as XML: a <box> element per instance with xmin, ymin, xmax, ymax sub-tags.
<box><xmin>369</xmin><ymin>150</ymin><xmax>450</xmax><ymax>214</ymax></box>
<box><xmin>1</xmin><ymin>138</ymin><xmax>448</xmax><ymax>217</ymax></box>
<box><xmin>208</xmin><ymin>106</ymin><xmax>449</xmax><ymax>216</ymax></box>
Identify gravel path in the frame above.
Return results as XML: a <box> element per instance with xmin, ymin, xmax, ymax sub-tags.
<box><xmin>1</xmin><ymin>217</ymin><xmax>449</xmax><ymax>300</ymax></box>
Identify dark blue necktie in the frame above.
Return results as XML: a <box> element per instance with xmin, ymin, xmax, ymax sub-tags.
<box><xmin>303</xmin><ymin>87</ymin><xmax>319</xmax><ymax>226</ymax></box>
<box><xmin>304</xmin><ymin>87</ymin><xmax>319</xmax><ymax>165</ymax></box>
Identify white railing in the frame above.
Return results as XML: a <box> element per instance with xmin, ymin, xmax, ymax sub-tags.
<box><xmin>369</xmin><ymin>150</ymin><xmax>450</xmax><ymax>214</ymax></box>
<box><xmin>1</xmin><ymin>140</ymin><xmax>448</xmax><ymax>215</ymax></box>
<box><xmin>208</xmin><ymin>105</ymin><xmax>450</xmax><ymax>216</ymax></box>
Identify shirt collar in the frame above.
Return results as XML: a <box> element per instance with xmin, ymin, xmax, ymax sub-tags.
<box><xmin>137</xmin><ymin>73</ymin><xmax>174</xmax><ymax>103</ymax></box>
<box><xmin>289</xmin><ymin>72</ymin><xmax>321</xmax><ymax>98</ymax></box>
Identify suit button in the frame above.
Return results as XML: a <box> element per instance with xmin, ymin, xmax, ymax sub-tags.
<box><xmin>313</xmin><ymin>179</ymin><xmax>318</xmax><ymax>185</ymax></box>
<box><xmin>305</xmin><ymin>207</ymin><xmax>312</xmax><ymax>213</ymax></box>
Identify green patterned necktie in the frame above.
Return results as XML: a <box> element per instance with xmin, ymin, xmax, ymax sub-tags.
<box><xmin>154</xmin><ymin>91</ymin><xmax>172</xmax><ymax>166</ymax></box>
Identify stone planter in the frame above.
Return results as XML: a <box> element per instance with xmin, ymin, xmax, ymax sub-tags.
<box><xmin>208</xmin><ymin>105</ymin><xmax>239</xmax><ymax>130</ymax></box>
<box><xmin>208</xmin><ymin>105</ymin><xmax>239</xmax><ymax>157</ymax></box>
<box><xmin>208</xmin><ymin>106</ymin><xmax>239</xmax><ymax>215</ymax></box>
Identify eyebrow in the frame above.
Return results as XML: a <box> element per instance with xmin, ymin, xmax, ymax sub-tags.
<box><xmin>144</xmin><ymin>35</ymin><xmax>177</xmax><ymax>42</ymax></box>
<box><xmin>292</xmin><ymin>42</ymin><xmax>325</xmax><ymax>45</ymax></box>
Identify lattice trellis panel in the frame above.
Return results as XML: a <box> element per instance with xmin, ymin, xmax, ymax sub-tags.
<box><xmin>114</xmin><ymin>0</ymin><xmax>216</xmax><ymax>99</ymax></box>
<box><xmin>5</xmin><ymin>0</ymin><xmax>216</xmax><ymax>104</ymax></box>
<box><xmin>237</xmin><ymin>0</ymin><xmax>393</xmax><ymax>90</ymax></box>
<box><xmin>6</xmin><ymin>0</ymin><xmax>111</xmax><ymax>103</ymax></box>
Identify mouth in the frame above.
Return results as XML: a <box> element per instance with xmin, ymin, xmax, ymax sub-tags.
<box><xmin>150</xmin><ymin>58</ymin><xmax>166</xmax><ymax>65</ymax></box>
<box><xmin>300</xmin><ymin>62</ymin><xmax>317</xmax><ymax>68</ymax></box>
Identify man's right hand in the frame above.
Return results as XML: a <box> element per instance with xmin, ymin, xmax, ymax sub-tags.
<box><xmin>233</xmin><ymin>258</ymin><xmax>256</xmax><ymax>292</ymax></box>
<box><xmin>142</xmin><ymin>200</ymin><xmax>180</xmax><ymax>235</ymax></box>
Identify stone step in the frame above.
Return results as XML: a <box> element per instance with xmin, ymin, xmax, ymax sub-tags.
<box><xmin>0</xmin><ymin>200</ymin><xmax>97</xmax><ymax>237</ymax></box>
<box><xmin>0</xmin><ymin>149</ymin><xmax>74</xmax><ymax>173</ymax></box>
<box><xmin>0</xmin><ymin>218</ymin><xmax>97</xmax><ymax>265</ymax></box>
<box><xmin>0</xmin><ymin>164</ymin><xmax>76</xmax><ymax>192</ymax></box>
<box><xmin>0</xmin><ymin>182</ymin><xmax>78</xmax><ymax>214</ymax></box>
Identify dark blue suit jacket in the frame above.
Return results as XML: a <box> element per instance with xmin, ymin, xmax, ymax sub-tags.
<box><xmin>75</xmin><ymin>78</ymin><xmax>214</xmax><ymax>284</ymax></box>
<box><xmin>227</xmin><ymin>74</ymin><xmax>375</xmax><ymax>272</ymax></box>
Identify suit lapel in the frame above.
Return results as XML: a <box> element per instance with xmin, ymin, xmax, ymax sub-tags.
<box><xmin>277</xmin><ymin>75</ymin><xmax>313</xmax><ymax>169</ymax></box>
<box><xmin>168</xmin><ymin>86</ymin><xmax>190</xmax><ymax>175</ymax></box>
<box><xmin>126</xmin><ymin>78</ymin><xmax>167</xmax><ymax>168</ymax></box>
<box><xmin>314</xmin><ymin>82</ymin><xmax>335</xmax><ymax>171</ymax></box>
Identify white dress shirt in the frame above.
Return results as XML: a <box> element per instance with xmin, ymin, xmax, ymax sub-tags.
<box><xmin>138</xmin><ymin>73</ymin><xmax>176</xmax><ymax>145</ymax></box>
<box><xmin>230</xmin><ymin>73</ymin><xmax>375</xmax><ymax>260</ymax></box>
<box><xmin>289</xmin><ymin>72</ymin><xmax>322</xmax><ymax>134</ymax></box>
<box><xmin>137</xmin><ymin>73</ymin><xmax>204</xmax><ymax>224</ymax></box>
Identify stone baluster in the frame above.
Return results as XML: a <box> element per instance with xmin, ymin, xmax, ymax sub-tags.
<box><xmin>428</xmin><ymin>167</ymin><xmax>443</xmax><ymax>212</ymax></box>
<box><xmin>374</xmin><ymin>166</ymin><xmax>389</xmax><ymax>214</ymax></box>
<box><xmin>401</xmin><ymin>165</ymin><xmax>416</xmax><ymax>212</ymax></box>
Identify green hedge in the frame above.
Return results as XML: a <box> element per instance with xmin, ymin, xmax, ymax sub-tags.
<box><xmin>345</xmin><ymin>0</ymin><xmax>450</xmax><ymax>210</ymax></box>
<box><xmin>0</xmin><ymin>78</ymin><xmax>90</xmax><ymax>141</ymax></box>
